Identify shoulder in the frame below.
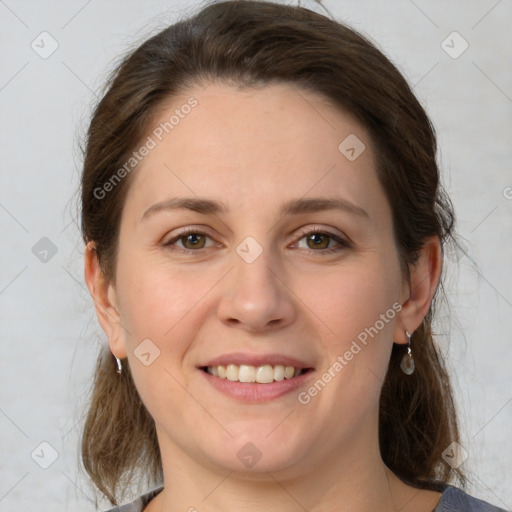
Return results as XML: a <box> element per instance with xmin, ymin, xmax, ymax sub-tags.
<box><xmin>103</xmin><ymin>487</ymin><xmax>164</xmax><ymax>512</ymax></box>
<box><xmin>102</xmin><ymin>484</ymin><xmax>508</xmax><ymax>512</ymax></box>
<box><xmin>435</xmin><ymin>485</ymin><xmax>508</xmax><ymax>512</ymax></box>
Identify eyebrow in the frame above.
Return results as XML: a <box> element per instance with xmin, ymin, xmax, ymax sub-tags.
<box><xmin>140</xmin><ymin>196</ymin><xmax>369</xmax><ymax>221</ymax></box>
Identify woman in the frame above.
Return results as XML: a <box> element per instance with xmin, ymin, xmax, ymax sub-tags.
<box><xmin>80</xmin><ymin>1</ymin><xmax>506</xmax><ymax>511</ymax></box>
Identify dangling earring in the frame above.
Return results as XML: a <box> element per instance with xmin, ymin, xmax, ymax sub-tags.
<box><xmin>400</xmin><ymin>330</ymin><xmax>415</xmax><ymax>375</ymax></box>
<box><xmin>115</xmin><ymin>356</ymin><xmax>122</xmax><ymax>375</ymax></box>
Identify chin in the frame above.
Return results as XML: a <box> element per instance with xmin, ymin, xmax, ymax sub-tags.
<box><xmin>198</xmin><ymin>427</ymin><xmax>310</xmax><ymax>476</ymax></box>
<box><xmin>211</xmin><ymin>448</ymin><xmax>304</xmax><ymax>477</ymax></box>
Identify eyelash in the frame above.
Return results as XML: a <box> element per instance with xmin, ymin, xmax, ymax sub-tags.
<box><xmin>163</xmin><ymin>226</ymin><xmax>351</xmax><ymax>256</ymax></box>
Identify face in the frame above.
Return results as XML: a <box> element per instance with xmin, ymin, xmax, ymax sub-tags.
<box><xmin>105</xmin><ymin>82</ymin><xmax>409</xmax><ymax>477</ymax></box>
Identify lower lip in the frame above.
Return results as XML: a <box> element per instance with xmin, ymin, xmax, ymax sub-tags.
<box><xmin>199</xmin><ymin>369</ymin><xmax>314</xmax><ymax>402</ymax></box>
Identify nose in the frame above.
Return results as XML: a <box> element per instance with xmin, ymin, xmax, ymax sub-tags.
<box><xmin>216</xmin><ymin>247</ymin><xmax>296</xmax><ymax>333</ymax></box>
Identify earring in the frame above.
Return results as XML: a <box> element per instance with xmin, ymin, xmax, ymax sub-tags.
<box><xmin>400</xmin><ymin>330</ymin><xmax>415</xmax><ymax>375</ymax></box>
<box><xmin>115</xmin><ymin>356</ymin><xmax>122</xmax><ymax>374</ymax></box>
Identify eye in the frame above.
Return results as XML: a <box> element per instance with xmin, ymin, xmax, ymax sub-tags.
<box><xmin>293</xmin><ymin>228</ymin><xmax>350</xmax><ymax>254</ymax></box>
<box><xmin>162</xmin><ymin>226</ymin><xmax>350</xmax><ymax>255</ymax></box>
<box><xmin>163</xmin><ymin>229</ymin><xmax>216</xmax><ymax>251</ymax></box>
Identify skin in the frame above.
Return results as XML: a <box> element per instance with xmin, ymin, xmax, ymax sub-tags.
<box><xmin>85</xmin><ymin>82</ymin><xmax>443</xmax><ymax>511</ymax></box>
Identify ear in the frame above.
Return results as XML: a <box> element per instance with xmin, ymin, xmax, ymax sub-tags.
<box><xmin>84</xmin><ymin>241</ymin><xmax>128</xmax><ymax>359</ymax></box>
<box><xmin>393</xmin><ymin>235</ymin><xmax>443</xmax><ymax>345</ymax></box>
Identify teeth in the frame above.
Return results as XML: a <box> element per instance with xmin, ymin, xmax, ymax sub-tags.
<box><xmin>226</xmin><ymin>364</ymin><xmax>239</xmax><ymax>381</ymax></box>
<box><xmin>205</xmin><ymin>364</ymin><xmax>303</xmax><ymax>383</ymax></box>
<box><xmin>256</xmin><ymin>364</ymin><xmax>274</xmax><ymax>383</ymax></box>
<box><xmin>273</xmin><ymin>365</ymin><xmax>285</xmax><ymax>381</ymax></box>
<box><xmin>239</xmin><ymin>364</ymin><xmax>256</xmax><ymax>382</ymax></box>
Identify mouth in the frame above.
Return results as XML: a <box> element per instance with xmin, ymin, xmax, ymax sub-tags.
<box><xmin>201</xmin><ymin>364</ymin><xmax>312</xmax><ymax>384</ymax></box>
<box><xmin>200</xmin><ymin>364</ymin><xmax>312</xmax><ymax>383</ymax></box>
<box><xmin>198</xmin><ymin>356</ymin><xmax>315</xmax><ymax>402</ymax></box>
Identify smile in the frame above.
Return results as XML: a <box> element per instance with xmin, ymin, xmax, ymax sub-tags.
<box><xmin>203</xmin><ymin>364</ymin><xmax>306</xmax><ymax>383</ymax></box>
<box><xmin>199</xmin><ymin>363</ymin><xmax>314</xmax><ymax>402</ymax></box>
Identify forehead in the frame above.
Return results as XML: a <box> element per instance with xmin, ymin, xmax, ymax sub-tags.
<box><xmin>123</xmin><ymin>81</ymin><xmax>385</xmax><ymax>221</ymax></box>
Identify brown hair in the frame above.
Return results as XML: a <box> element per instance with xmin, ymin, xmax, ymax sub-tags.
<box><xmin>80</xmin><ymin>0</ymin><xmax>464</xmax><ymax>505</ymax></box>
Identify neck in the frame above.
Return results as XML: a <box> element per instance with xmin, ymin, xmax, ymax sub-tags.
<box><xmin>149</xmin><ymin>423</ymin><xmax>420</xmax><ymax>512</ymax></box>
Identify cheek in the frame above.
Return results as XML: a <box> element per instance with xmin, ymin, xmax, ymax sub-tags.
<box><xmin>115</xmin><ymin>255</ymin><xmax>228</xmax><ymax>378</ymax></box>
<box><xmin>115</xmin><ymin>261</ymin><xmax>215</xmax><ymax>417</ymax></box>
<box><xmin>117</xmin><ymin>257</ymin><xmax>203</xmax><ymax>339</ymax></box>
<box><xmin>298</xmin><ymin>254</ymin><xmax>401</xmax><ymax>402</ymax></box>
<box><xmin>305</xmin><ymin>263</ymin><xmax>399</xmax><ymax>341</ymax></box>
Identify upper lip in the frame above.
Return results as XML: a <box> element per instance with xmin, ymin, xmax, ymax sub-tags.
<box><xmin>200</xmin><ymin>352</ymin><xmax>314</xmax><ymax>369</ymax></box>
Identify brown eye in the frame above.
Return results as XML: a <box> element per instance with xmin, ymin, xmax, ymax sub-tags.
<box><xmin>164</xmin><ymin>230</ymin><xmax>214</xmax><ymax>251</ymax></box>
<box><xmin>305</xmin><ymin>233</ymin><xmax>331</xmax><ymax>250</ymax></box>
<box><xmin>179</xmin><ymin>233</ymin><xmax>206</xmax><ymax>249</ymax></box>
<box><xmin>293</xmin><ymin>229</ymin><xmax>350</xmax><ymax>255</ymax></box>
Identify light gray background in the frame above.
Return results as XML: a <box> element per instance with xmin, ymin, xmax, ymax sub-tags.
<box><xmin>1</xmin><ymin>0</ymin><xmax>511</xmax><ymax>510</ymax></box>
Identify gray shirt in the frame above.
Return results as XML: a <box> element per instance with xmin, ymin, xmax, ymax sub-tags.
<box><xmin>105</xmin><ymin>484</ymin><xmax>509</xmax><ymax>511</ymax></box>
